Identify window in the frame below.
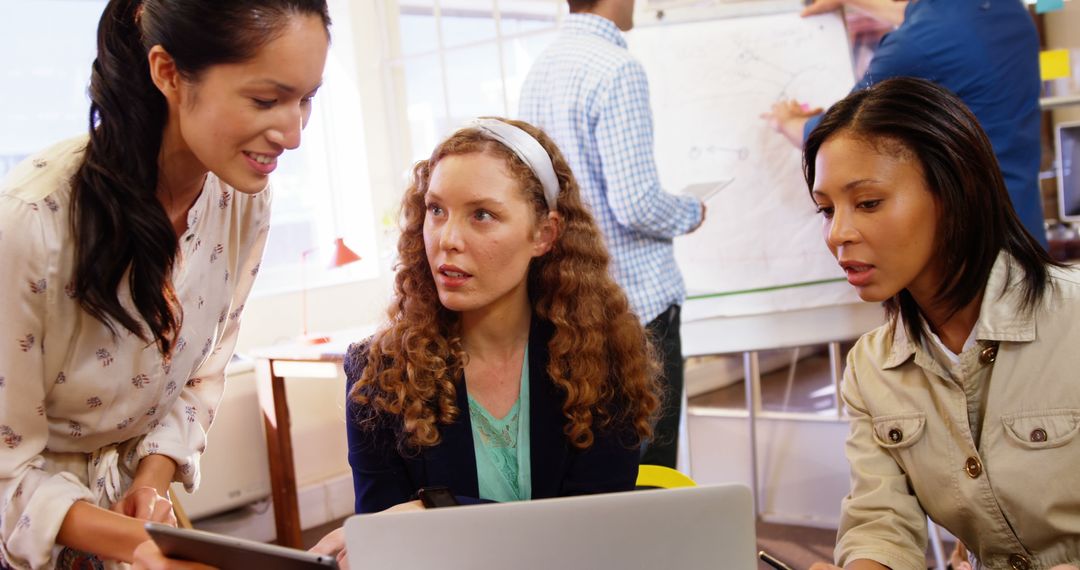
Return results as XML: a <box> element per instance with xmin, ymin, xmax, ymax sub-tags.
<box><xmin>0</xmin><ymin>1</ymin><xmax>379</xmax><ymax>295</ymax></box>
<box><xmin>0</xmin><ymin>1</ymin><xmax>105</xmax><ymax>177</ymax></box>
<box><xmin>383</xmin><ymin>0</ymin><xmax>567</xmax><ymax>170</ymax></box>
<box><xmin>253</xmin><ymin>38</ymin><xmax>380</xmax><ymax>295</ymax></box>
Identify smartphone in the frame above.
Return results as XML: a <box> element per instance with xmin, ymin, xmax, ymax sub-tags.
<box><xmin>758</xmin><ymin>550</ymin><xmax>796</xmax><ymax>570</ymax></box>
<box><xmin>417</xmin><ymin>485</ymin><xmax>460</xmax><ymax>508</ymax></box>
<box><xmin>146</xmin><ymin>523</ymin><xmax>338</xmax><ymax>570</ymax></box>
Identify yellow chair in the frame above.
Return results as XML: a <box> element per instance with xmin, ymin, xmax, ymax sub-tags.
<box><xmin>168</xmin><ymin>484</ymin><xmax>194</xmax><ymax>529</ymax></box>
<box><xmin>635</xmin><ymin>465</ymin><xmax>697</xmax><ymax>489</ymax></box>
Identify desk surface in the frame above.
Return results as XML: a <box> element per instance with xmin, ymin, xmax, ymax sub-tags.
<box><xmin>681</xmin><ymin>301</ymin><xmax>884</xmax><ymax>357</ymax></box>
<box><xmin>248</xmin><ymin>326</ymin><xmax>375</xmax><ymax>362</ymax></box>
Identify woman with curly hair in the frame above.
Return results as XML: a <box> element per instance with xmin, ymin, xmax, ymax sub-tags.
<box><xmin>313</xmin><ymin>116</ymin><xmax>660</xmax><ymax>565</ymax></box>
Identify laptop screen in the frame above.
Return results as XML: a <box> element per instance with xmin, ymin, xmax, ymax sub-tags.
<box><xmin>1058</xmin><ymin>121</ymin><xmax>1080</xmax><ymax>222</ymax></box>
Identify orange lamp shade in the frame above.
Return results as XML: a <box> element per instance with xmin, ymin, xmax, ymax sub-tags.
<box><xmin>328</xmin><ymin>237</ymin><xmax>361</xmax><ymax>268</ymax></box>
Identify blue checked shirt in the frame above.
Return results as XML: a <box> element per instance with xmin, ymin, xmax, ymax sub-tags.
<box><xmin>518</xmin><ymin>13</ymin><xmax>703</xmax><ymax>325</ymax></box>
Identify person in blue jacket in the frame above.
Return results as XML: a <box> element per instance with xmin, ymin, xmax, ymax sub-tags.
<box><xmin>765</xmin><ymin>0</ymin><xmax>1047</xmax><ymax>247</ymax></box>
<box><xmin>311</xmin><ymin>117</ymin><xmax>661</xmax><ymax>568</ymax></box>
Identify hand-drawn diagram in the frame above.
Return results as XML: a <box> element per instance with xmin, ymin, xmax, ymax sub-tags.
<box><xmin>629</xmin><ymin>11</ymin><xmax>860</xmax><ymax>316</ymax></box>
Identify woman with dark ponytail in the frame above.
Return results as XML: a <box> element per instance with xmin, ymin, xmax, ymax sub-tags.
<box><xmin>0</xmin><ymin>1</ymin><xmax>329</xmax><ymax>568</ymax></box>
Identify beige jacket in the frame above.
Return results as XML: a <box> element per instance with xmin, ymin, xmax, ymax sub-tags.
<box><xmin>836</xmin><ymin>254</ymin><xmax>1080</xmax><ymax>570</ymax></box>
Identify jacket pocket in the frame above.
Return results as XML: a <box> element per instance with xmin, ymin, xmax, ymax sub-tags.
<box><xmin>871</xmin><ymin>412</ymin><xmax>926</xmax><ymax>449</ymax></box>
<box><xmin>1001</xmin><ymin>409</ymin><xmax>1080</xmax><ymax>450</ymax></box>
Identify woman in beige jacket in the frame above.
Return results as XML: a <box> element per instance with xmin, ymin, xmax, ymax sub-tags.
<box><xmin>804</xmin><ymin>77</ymin><xmax>1079</xmax><ymax>570</ymax></box>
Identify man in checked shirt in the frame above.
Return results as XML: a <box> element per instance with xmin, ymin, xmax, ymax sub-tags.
<box><xmin>519</xmin><ymin>0</ymin><xmax>706</xmax><ymax>469</ymax></box>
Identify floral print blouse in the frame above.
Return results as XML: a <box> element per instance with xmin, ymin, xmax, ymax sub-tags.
<box><xmin>0</xmin><ymin>136</ymin><xmax>270</xmax><ymax>569</ymax></box>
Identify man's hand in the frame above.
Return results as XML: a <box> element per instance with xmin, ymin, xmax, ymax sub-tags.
<box><xmin>689</xmin><ymin>202</ymin><xmax>707</xmax><ymax>233</ymax></box>
<box><xmin>801</xmin><ymin>0</ymin><xmax>846</xmax><ymax>17</ymax></box>
<box><xmin>762</xmin><ymin>99</ymin><xmax>823</xmax><ymax>149</ymax></box>
<box><xmin>803</xmin><ymin>0</ymin><xmax>907</xmax><ymax>26</ymax></box>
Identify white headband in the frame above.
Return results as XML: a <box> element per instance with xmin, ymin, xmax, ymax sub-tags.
<box><xmin>469</xmin><ymin>118</ymin><xmax>559</xmax><ymax>211</ymax></box>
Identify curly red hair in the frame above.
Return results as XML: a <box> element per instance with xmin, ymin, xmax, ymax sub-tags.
<box><xmin>350</xmin><ymin>118</ymin><xmax>660</xmax><ymax>450</ymax></box>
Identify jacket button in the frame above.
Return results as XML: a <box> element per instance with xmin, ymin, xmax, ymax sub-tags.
<box><xmin>979</xmin><ymin>345</ymin><xmax>998</xmax><ymax>364</ymax></box>
<box><xmin>888</xmin><ymin>428</ymin><xmax>903</xmax><ymax>443</ymax></box>
<box><xmin>964</xmin><ymin>456</ymin><xmax>982</xmax><ymax>478</ymax></box>
<box><xmin>1008</xmin><ymin>553</ymin><xmax>1030</xmax><ymax>570</ymax></box>
<box><xmin>1030</xmin><ymin>428</ymin><xmax>1047</xmax><ymax>443</ymax></box>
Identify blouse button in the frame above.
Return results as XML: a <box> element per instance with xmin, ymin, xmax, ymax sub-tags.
<box><xmin>1030</xmin><ymin>428</ymin><xmax>1047</xmax><ymax>443</ymax></box>
<box><xmin>887</xmin><ymin>428</ymin><xmax>903</xmax><ymax>443</ymax></box>
<box><xmin>979</xmin><ymin>345</ymin><xmax>998</xmax><ymax>365</ymax></box>
<box><xmin>1008</xmin><ymin>553</ymin><xmax>1031</xmax><ymax>570</ymax></box>
<box><xmin>964</xmin><ymin>456</ymin><xmax>982</xmax><ymax>478</ymax></box>
<box><xmin>32</xmin><ymin>158</ymin><xmax>47</xmax><ymax>168</ymax></box>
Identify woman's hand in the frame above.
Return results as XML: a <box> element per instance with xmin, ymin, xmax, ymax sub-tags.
<box><xmin>115</xmin><ymin>455</ymin><xmax>178</xmax><ymax>523</ymax></box>
<box><xmin>950</xmin><ymin>542</ymin><xmax>972</xmax><ymax>570</ymax></box>
<box><xmin>381</xmin><ymin>499</ymin><xmax>426</xmax><ymax>513</ymax></box>
<box><xmin>112</xmin><ymin>485</ymin><xmax>177</xmax><ymax>525</ymax></box>
<box><xmin>305</xmin><ymin>500</ymin><xmax>423</xmax><ymax>570</ymax></box>
<box><xmin>809</xmin><ymin>562</ymin><xmax>891</xmax><ymax>570</ymax></box>
<box><xmin>310</xmin><ymin>527</ymin><xmax>350</xmax><ymax>570</ymax></box>
<box><xmin>132</xmin><ymin>540</ymin><xmax>215</xmax><ymax>570</ymax></box>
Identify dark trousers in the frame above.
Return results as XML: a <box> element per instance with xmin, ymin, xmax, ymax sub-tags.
<box><xmin>640</xmin><ymin>304</ymin><xmax>683</xmax><ymax>468</ymax></box>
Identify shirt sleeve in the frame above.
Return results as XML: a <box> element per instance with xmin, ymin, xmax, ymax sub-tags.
<box><xmin>136</xmin><ymin>218</ymin><xmax>270</xmax><ymax>492</ymax></box>
<box><xmin>834</xmin><ymin>351</ymin><xmax>928</xmax><ymax>570</ymax></box>
<box><xmin>594</xmin><ymin>60</ymin><xmax>703</xmax><ymax>240</ymax></box>
<box><xmin>855</xmin><ymin>25</ymin><xmax>927</xmax><ymax>91</ymax></box>
<box><xmin>0</xmin><ymin>195</ymin><xmax>95</xmax><ymax>570</ymax></box>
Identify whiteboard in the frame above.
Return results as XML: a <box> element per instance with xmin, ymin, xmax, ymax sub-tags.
<box><xmin>628</xmin><ymin>10</ymin><xmax>861</xmax><ymax>318</ymax></box>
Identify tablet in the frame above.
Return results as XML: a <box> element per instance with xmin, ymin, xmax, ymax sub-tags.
<box><xmin>681</xmin><ymin>178</ymin><xmax>734</xmax><ymax>202</ymax></box>
<box><xmin>145</xmin><ymin>523</ymin><xmax>338</xmax><ymax>570</ymax></box>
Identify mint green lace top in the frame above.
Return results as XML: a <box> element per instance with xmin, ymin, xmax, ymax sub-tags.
<box><xmin>467</xmin><ymin>346</ymin><xmax>532</xmax><ymax>502</ymax></box>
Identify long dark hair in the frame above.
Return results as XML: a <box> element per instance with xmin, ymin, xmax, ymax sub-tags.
<box><xmin>803</xmin><ymin>77</ymin><xmax>1057</xmax><ymax>343</ymax></box>
<box><xmin>73</xmin><ymin>0</ymin><xmax>330</xmax><ymax>355</ymax></box>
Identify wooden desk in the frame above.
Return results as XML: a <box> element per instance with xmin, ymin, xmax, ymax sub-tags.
<box><xmin>250</xmin><ymin>328</ymin><xmax>372</xmax><ymax>547</ymax></box>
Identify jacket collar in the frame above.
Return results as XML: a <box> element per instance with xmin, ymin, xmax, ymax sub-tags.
<box><xmin>564</xmin><ymin>13</ymin><xmax>627</xmax><ymax>50</ymax></box>
<box><xmin>882</xmin><ymin>251</ymin><xmax>1037</xmax><ymax>369</ymax></box>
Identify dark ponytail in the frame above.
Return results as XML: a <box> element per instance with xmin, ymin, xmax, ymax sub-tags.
<box><xmin>71</xmin><ymin>0</ymin><xmax>330</xmax><ymax>355</ymax></box>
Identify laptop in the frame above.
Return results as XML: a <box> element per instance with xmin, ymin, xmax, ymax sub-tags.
<box><xmin>1056</xmin><ymin>121</ymin><xmax>1080</xmax><ymax>222</ymax></box>
<box><xmin>343</xmin><ymin>484</ymin><xmax>756</xmax><ymax>570</ymax></box>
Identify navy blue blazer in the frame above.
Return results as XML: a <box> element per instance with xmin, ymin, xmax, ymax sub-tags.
<box><xmin>344</xmin><ymin>319</ymin><xmax>641</xmax><ymax>514</ymax></box>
